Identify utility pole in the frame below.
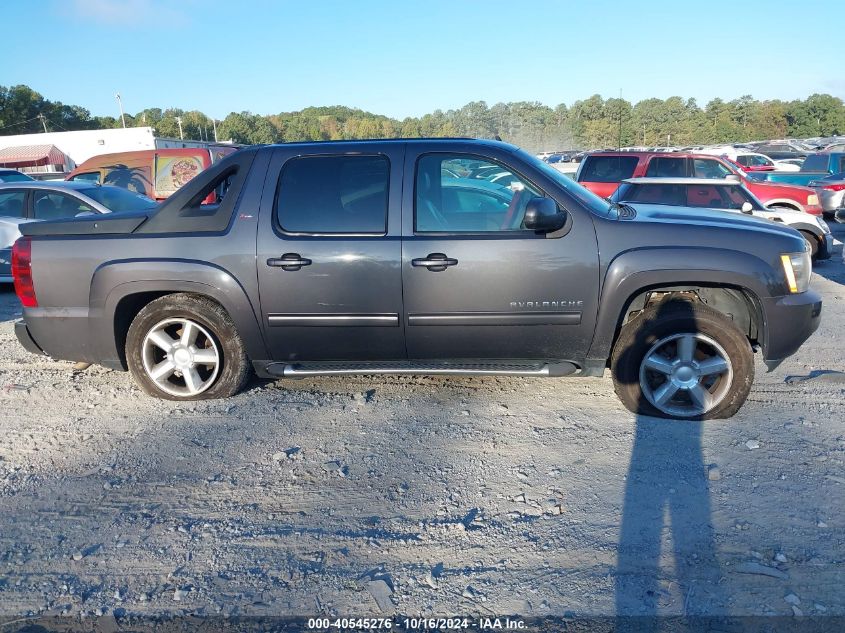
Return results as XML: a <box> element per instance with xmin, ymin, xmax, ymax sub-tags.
<box><xmin>212</xmin><ymin>118</ymin><xmax>218</xmax><ymax>142</ymax></box>
<box><xmin>38</xmin><ymin>113</ymin><xmax>48</xmax><ymax>133</ymax></box>
<box><xmin>115</xmin><ymin>93</ymin><xmax>127</xmax><ymax>128</ymax></box>
<box><xmin>618</xmin><ymin>88</ymin><xmax>623</xmax><ymax>150</ymax></box>
<box><xmin>175</xmin><ymin>116</ymin><xmax>184</xmax><ymax>140</ymax></box>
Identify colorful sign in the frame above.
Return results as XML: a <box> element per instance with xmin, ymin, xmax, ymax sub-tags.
<box><xmin>154</xmin><ymin>154</ymin><xmax>204</xmax><ymax>195</ymax></box>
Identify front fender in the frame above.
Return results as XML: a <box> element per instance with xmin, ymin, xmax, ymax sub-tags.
<box><xmin>586</xmin><ymin>247</ymin><xmax>781</xmax><ymax>362</ymax></box>
<box><xmin>89</xmin><ymin>259</ymin><xmax>268</xmax><ymax>368</ymax></box>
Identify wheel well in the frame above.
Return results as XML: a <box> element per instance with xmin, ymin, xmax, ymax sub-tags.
<box><xmin>113</xmin><ymin>292</ymin><xmax>173</xmax><ymax>368</ymax></box>
<box><xmin>113</xmin><ymin>291</ymin><xmax>230</xmax><ymax>369</ymax></box>
<box><xmin>611</xmin><ymin>285</ymin><xmax>762</xmax><ymax>362</ymax></box>
<box><xmin>766</xmin><ymin>202</ymin><xmax>800</xmax><ymax>212</ymax></box>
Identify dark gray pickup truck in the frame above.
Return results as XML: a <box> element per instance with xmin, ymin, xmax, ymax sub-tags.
<box><xmin>11</xmin><ymin>139</ymin><xmax>822</xmax><ymax>419</ymax></box>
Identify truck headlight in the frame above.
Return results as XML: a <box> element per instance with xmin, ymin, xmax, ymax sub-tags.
<box><xmin>807</xmin><ymin>194</ymin><xmax>820</xmax><ymax>206</ymax></box>
<box><xmin>781</xmin><ymin>250</ymin><xmax>811</xmax><ymax>294</ymax></box>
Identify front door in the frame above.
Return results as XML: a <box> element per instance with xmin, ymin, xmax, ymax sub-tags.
<box><xmin>256</xmin><ymin>145</ymin><xmax>405</xmax><ymax>362</ymax></box>
<box><xmin>401</xmin><ymin>150</ymin><xmax>600</xmax><ymax>361</ymax></box>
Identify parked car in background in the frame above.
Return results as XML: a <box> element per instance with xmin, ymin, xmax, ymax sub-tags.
<box><xmin>0</xmin><ymin>182</ymin><xmax>158</xmax><ymax>282</ymax></box>
<box><xmin>728</xmin><ymin>152</ymin><xmax>776</xmax><ymax>172</ymax></box>
<box><xmin>773</xmin><ymin>158</ymin><xmax>803</xmax><ymax>171</ymax></box>
<box><xmin>752</xmin><ymin>142</ymin><xmax>809</xmax><ymax>160</ymax></box>
<box><xmin>65</xmin><ymin>147</ymin><xmax>238</xmax><ymax>201</ymax></box>
<box><xmin>0</xmin><ymin>169</ymin><xmax>34</xmax><ymax>183</ymax></box>
<box><xmin>808</xmin><ymin>172</ymin><xmax>845</xmax><ymax>217</ymax></box>
<box><xmin>10</xmin><ymin>139</ymin><xmax>822</xmax><ymax>419</ymax></box>
<box><xmin>575</xmin><ymin>151</ymin><xmax>824</xmax><ymax>215</ymax></box>
<box><xmin>610</xmin><ymin>177</ymin><xmax>831</xmax><ymax>259</ymax></box>
<box><xmin>745</xmin><ymin>153</ymin><xmax>845</xmax><ymax>196</ymax></box>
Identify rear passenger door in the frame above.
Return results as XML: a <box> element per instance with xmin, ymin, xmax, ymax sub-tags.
<box><xmin>256</xmin><ymin>145</ymin><xmax>406</xmax><ymax>362</ymax></box>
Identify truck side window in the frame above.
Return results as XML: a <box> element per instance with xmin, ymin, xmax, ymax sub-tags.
<box><xmin>415</xmin><ymin>154</ymin><xmax>541</xmax><ymax>233</ymax></box>
<box><xmin>692</xmin><ymin>159</ymin><xmax>733</xmax><ymax>179</ymax></box>
<box><xmin>276</xmin><ymin>155</ymin><xmax>389</xmax><ymax>235</ymax></box>
<box><xmin>645</xmin><ymin>157</ymin><xmax>687</xmax><ymax>177</ymax></box>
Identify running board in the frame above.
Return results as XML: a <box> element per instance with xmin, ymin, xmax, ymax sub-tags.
<box><xmin>264</xmin><ymin>360</ymin><xmax>578</xmax><ymax>378</ymax></box>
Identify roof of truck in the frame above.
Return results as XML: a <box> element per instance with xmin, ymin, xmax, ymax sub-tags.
<box><xmin>264</xmin><ymin>137</ymin><xmax>520</xmax><ymax>151</ymax></box>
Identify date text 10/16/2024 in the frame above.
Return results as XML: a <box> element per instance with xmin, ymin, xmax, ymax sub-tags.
<box><xmin>307</xmin><ymin>617</ymin><xmax>527</xmax><ymax>630</ymax></box>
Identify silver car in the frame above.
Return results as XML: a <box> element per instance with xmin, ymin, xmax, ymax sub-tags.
<box><xmin>0</xmin><ymin>181</ymin><xmax>157</xmax><ymax>282</ymax></box>
<box><xmin>808</xmin><ymin>172</ymin><xmax>845</xmax><ymax>218</ymax></box>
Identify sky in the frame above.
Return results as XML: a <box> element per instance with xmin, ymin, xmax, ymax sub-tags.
<box><xmin>6</xmin><ymin>0</ymin><xmax>845</xmax><ymax>121</ymax></box>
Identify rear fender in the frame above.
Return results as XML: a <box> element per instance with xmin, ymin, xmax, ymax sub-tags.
<box><xmin>89</xmin><ymin>260</ymin><xmax>268</xmax><ymax>369</ymax></box>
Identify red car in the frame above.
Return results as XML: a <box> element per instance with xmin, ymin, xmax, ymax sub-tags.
<box><xmin>576</xmin><ymin>152</ymin><xmax>823</xmax><ymax>215</ymax></box>
<box><xmin>728</xmin><ymin>153</ymin><xmax>776</xmax><ymax>172</ymax></box>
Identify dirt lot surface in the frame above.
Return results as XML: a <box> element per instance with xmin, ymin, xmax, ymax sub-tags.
<box><xmin>0</xmin><ymin>226</ymin><xmax>843</xmax><ymax>623</ymax></box>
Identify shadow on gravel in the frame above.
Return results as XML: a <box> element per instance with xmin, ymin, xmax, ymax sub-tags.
<box><xmin>614</xmin><ymin>300</ymin><xmax>725</xmax><ymax>630</ymax></box>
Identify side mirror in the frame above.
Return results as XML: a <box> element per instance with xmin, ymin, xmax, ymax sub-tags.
<box><xmin>523</xmin><ymin>196</ymin><xmax>566</xmax><ymax>232</ymax></box>
<box><xmin>740</xmin><ymin>202</ymin><xmax>754</xmax><ymax>214</ymax></box>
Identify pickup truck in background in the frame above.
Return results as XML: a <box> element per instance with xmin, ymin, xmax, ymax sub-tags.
<box><xmin>576</xmin><ymin>151</ymin><xmax>824</xmax><ymax>215</ymax></box>
<box><xmin>746</xmin><ymin>152</ymin><xmax>845</xmax><ymax>193</ymax></box>
<box><xmin>11</xmin><ymin>139</ymin><xmax>821</xmax><ymax>420</ymax></box>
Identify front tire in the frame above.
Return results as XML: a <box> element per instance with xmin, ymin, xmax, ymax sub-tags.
<box><xmin>126</xmin><ymin>294</ymin><xmax>251</xmax><ymax>400</ymax></box>
<box><xmin>610</xmin><ymin>299</ymin><xmax>754</xmax><ymax>420</ymax></box>
<box><xmin>799</xmin><ymin>230</ymin><xmax>819</xmax><ymax>260</ymax></box>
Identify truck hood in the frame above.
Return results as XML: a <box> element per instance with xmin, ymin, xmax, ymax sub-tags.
<box><xmin>618</xmin><ymin>203</ymin><xmax>802</xmax><ymax>239</ymax></box>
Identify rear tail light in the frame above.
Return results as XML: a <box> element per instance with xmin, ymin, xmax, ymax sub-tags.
<box><xmin>822</xmin><ymin>184</ymin><xmax>845</xmax><ymax>192</ymax></box>
<box><xmin>11</xmin><ymin>236</ymin><xmax>37</xmax><ymax>308</ymax></box>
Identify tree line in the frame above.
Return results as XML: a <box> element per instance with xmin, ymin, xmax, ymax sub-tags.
<box><xmin>2</xmin><ymin>84</ymin><xmax>844</xmax><ymax>153</ymax></box>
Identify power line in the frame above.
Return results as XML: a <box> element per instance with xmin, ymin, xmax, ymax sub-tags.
<box><xmin>0</xmin><ymin>115</ymin><xmax>44</xmax><ymax>132</ymax></box>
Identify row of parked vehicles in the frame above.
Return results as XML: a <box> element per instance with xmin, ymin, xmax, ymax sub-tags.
<box><xmin>4</xmin><ymin>137</ymin><xmax>826</xmax><ymax>421</ymax></box>
<box><xmin>574</xmin><ymin>149</ymin><xmax>843</xmax><ymax>258</ymax></box>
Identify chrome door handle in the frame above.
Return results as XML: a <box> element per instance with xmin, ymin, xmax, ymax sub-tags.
<box><xmin>412</xmin><ymin>253</ymin><xmax>458</xmax><ymax>271</ymax></box>
<box><xmin>267</xmin><ymin>253</ymin><xmax>312</xmax><ymax>271</ymax></box>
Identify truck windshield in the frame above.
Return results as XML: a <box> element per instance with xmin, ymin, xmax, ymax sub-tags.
<box><xmin>80</xmin><ymin>186</ymin><xmax>159</xmax><ymax>213</ymax></box>
<box><xmin>518</xmin><ymin>150</ymin><xmax>611</xmax><ymax>215</ymax></box>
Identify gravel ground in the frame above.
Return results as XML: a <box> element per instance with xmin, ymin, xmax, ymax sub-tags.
<box><xmin>0</xmin><ymin>226</ymin><xmax>843</xmax><ymax>622</ymax></box>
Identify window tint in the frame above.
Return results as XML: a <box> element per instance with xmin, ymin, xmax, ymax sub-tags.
<box><xmin>32</xmin><ymin>191</ymin><xmax>95</xmax><ymax>220</ymax></box>
<box><xmin>840</xmin><ymin>157</ymin><xmax>845</xmax><ymax>173</ymax></box>
<box><xmin>276</xmin><ymin>155</ymin><xmax>389</xmax><ymax>234</ymax></box>
<box><xmin>579</xmin><ymin>156</ymin><xmax>639</xmax><ymax>182</ymax></box>
<box><xmin>692</xmin><ymin>158</ymin><xmax>733</xmax><ymax>179</ymax></box>
<box><xmin>0</xmin><ymin>191</ymin><xmax>26</xmax><ymax>218</ymax></box>
<box><xmin>735</xmin><ymin>155</ymin><xmax>751</xmax><ymax>166</ymax></box>
<box><xmin>416</xmin><ymin>155</ymin><xmax>542</xmax><ymax>233</ymax></box>
<box><xmin>70</xmin><ymin>172</ymin><xmax>101</xmax><ymax>184</ymax></box>
<box><xmin>620</xmin><ymin>183</ymin><xmax>757</xmax><ymax>210</ymax></box>
<box><xmin>645</xmin><ymin>157</ymin><xmax>687</xmax><ymax>177</ymax></box>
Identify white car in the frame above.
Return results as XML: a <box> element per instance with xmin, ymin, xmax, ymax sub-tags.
<box><xmin>611</xmin><ymin>177</ymin><xmax>833</xmax><ymax>260</ymax></box>
<box><xmin>773</xmin><ymin>158</ymin><xmax>803</xmax><ymax>172</ymax></box>
<box><xmin>0</xmin><ymin>182</ymin><xmax>158</xmax><ymax>282</ymax></box>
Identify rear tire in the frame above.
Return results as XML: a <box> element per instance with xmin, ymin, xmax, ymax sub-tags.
<box><xmin>610</xmin><ymin>299</ymin><xmax>754</xmax><ymax>420</ymax></box>
<box><xmin>126</xmin><ymin>293</ymin><xmax>251</xmax><ymax>400</ymax></box>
